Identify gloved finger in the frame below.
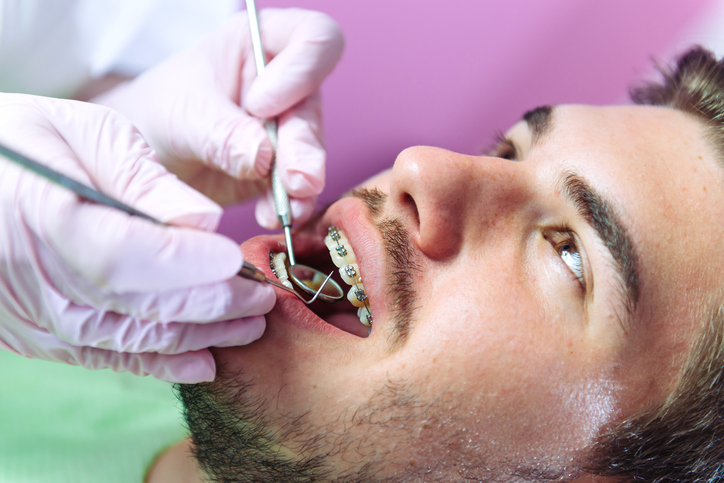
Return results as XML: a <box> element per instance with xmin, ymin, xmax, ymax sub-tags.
<box><xmin>38</xmin><ymin>193</ymin><xmax>246</xmax><ymax>293</ymax></box>
<box><xmin>39</xmin><ymin>266</ymin><xmax>275</xmax><ymax>323</ymax></box>
<box><xmin>198</xmin><ymin>93</ymin><xmax>275</xmax><ymax>181</ymax></box>
<box><xmin>254</xmin><ymin>188</ymin><xmax>317</xmax><ymax>229</ymax></box>
<box><xmin>275</xmin><ymin>92</ymin><xmax>325</xmax><ymax>198</ymax></box>
<box><xmin>253</xmin><ymin>93</ymin><xmax>324</xmax><ymax>228</ymax></box>
<box><xmin>46</xmin><ymin>293</ymin><xmax>266</xmax><ymax>353</ymax></box>
<box><xmin>255</xmin><ymin>188</ymin><xmax>279</xmax><ymax>229</ymax></box>
<box><xmin>177</xmin><ymin>163</ymin><xmax>268</xmax><ymax>207</ymax></box>
<box><xmin>289</xmin><ymin>196</ymin><xmax>317</xmax><ymax>225</ymax></box>
<box><xmin>20</xmin><ymin>326</ymin><xmax>218</xmax><ymax>382</ymax></box>
<box><xmin>244</xmin><ymin>8</ymin><xmax>344</xmax><ymax>118</ymax></box>
<box><xmin>76</xmin><ymin>346</ymin><xmax>217</xmax><ymax>383</ymax></box>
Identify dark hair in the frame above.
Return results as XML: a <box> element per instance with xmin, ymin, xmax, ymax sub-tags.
<box><xmin>586</xmin><ymin>47</ymin><xmax>724</xmax><ymax>482</ymax></box>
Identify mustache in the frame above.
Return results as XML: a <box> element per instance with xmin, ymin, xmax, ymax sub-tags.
<box><xmin>351</xmin><ymin>188</ymin><xmax>419</xmax><ymax>350</ymax></box>
<box><xmin>301</xmin><ymin>185</ymin><xmax>387</xmax><ymax>230</ymax></box>
<box><xmin>348</xmin><ymin>186</ymin><xmax>387</xmax><ymax>217</ymax></box>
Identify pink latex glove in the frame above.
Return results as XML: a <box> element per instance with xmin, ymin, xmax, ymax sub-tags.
<box><xmin>0</xmin><ymin>93</ymin><xmax>275</xmax><ymax>382</ymax></box>
<box><xmin>96</xmin><ymin>8</ymin><xmax>345</xmax><ymax>229</ymax></box>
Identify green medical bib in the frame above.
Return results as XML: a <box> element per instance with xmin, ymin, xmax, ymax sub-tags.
<box><xmin>0</xmin><ymin>350</ymin><xmax>187</xmax><ymax>482</ymax></box>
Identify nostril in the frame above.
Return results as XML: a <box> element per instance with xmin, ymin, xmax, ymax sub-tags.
<box><xmin>403</xmin><ymin>193</ymin><xmax>420</xmax><ymax>226</ymax></box>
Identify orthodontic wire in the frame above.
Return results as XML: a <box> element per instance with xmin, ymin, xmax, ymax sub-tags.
<box><xmin>328</xmin><ymin>226</ymin><xmax>373</xmax><ymax>327</ymax></box>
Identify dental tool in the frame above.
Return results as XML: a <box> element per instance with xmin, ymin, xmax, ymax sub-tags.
<box><xmin>238</xmin><ymin>260</ymin><xmax>332</xmax><ymax>304</ymax></box>
<box><xmin>0</xmin><ymin>143</ymin><xmax>160</xmax><ymax>224</ymax></box>
<box><xmin>0</xmin><ymin>141</ymin><xmax>335</xmax><ymax>303</ymax></box>
<box><xmin>245</xmin><ymin>0</ymin><xmax>344</xmax><ymax>303</ymax></box>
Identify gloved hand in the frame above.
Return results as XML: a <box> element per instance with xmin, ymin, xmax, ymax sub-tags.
<box><xmin>96</xmin><ymin>8</ymin><xmax>345</xmax><ymax>229</ymax></box>
<box><xmin>0</xmin><ymin>93</ymin><xmax>275</xmax><ymax>382</ymax></box>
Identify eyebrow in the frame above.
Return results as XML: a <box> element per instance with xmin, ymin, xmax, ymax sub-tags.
<box><xmin>561</xmin><ymin>173</ymin><xmax>640</xmax><ymax>316</ymax></box>
<box><xmin>523</xmin><ymin>105</ymin><xmax>554</xmax><ymax>145</ymax></box>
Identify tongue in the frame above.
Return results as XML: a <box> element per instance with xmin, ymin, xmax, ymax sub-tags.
<box><xmin>325</xmin><ymin>313</ymin><xmax>370</xmax><ymax>338</ymax></box>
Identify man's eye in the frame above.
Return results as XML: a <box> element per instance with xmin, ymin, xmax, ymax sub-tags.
<box><xmin>488</xmin><ymin>133</ymin><xmax>518</xmax><ymax>161</ymax></box>
<box><xmin>545</xmin><ymin>230</ymin><xmax>586</xmax><ymax>290</ymax></box>
<box><xmin>555</xmin><ymin>239</ymin><xmax>584</xmax><ymax>286</ymax></box>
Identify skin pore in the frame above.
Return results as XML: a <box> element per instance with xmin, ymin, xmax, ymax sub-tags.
<box><xmin>151</xmin><ymin>104</ymin><xmax>724</xmax><ymax>482</ymax></box>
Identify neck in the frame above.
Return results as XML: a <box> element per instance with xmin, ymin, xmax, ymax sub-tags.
<box><xmin>145</xmin><ymin>439</ymin><xmax>204</xmax><ymax>483</ymax></box>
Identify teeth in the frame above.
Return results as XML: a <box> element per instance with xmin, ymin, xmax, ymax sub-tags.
<box><xmin>324</xmin><ymin>233</ymin><xmax>339</xmax><ymax>249</ymax></box>
<box><xmin>347</xmin><ymin>283</ymin><xmax>367</xmax><ymax>308</ymax></box>
<box><xmin>339</xmin><ymin>263</ymin><xmax>362</xmax><ymax>285</ymax></box>
<box><xmin>271</xmin><ymin>227</ymin><xmax>373</xmax><ymax>329</ymax></box>
<box><xmin>357</xmin><ymin>307</ymin><xmax>372</xmax><ymax>326</ymax></box>
<box><xmin>328</xmin><ymin>237</ymin><xmax>357</xmax><ymax>267</ymax></box>
<box><xmin>270</xmin><ymin>252</ymin><xmax>294</xmax><ymax>290</ymax></box>
<box><xmin>327</xmin><ymin>226</ymin><xmax>372</xmax><ymax>328</ymax></box>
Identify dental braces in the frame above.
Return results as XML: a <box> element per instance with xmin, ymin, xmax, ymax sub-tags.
<box><xmin>328</xmin><ymin>226</ymin><xmax>373</xmax><ymax>327</ymax></box>
<box><xmin>269</xmin><ymin>252</ymin><xmax>279</xmax><ymax>279</ymax></box>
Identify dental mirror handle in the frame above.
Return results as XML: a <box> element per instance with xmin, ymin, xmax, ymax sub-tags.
<box><xmin>246</xmin><ymin>0</ymin><xmax>296</xmax><ymax>266</ymax></box>
<box><xmin>239</xmin><ymin>260</ymin><xmax>293</xmax><ymax>293</ymax></box>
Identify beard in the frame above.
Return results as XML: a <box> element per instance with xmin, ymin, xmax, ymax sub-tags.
<box><xmin>176</xmin><ymin>367</ymin><xmax>428</xmax><ymax>483</ymax></box>
<box><xmin>176</xmin><ymin>369</ymin><xmax>580</xmax><ymax>483</ymax></box>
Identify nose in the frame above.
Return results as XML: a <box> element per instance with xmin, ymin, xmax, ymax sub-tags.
<box><xmin>388</xmin><ymin>146</ymin><xmax>530</xmax><ymax>260</ymax></box>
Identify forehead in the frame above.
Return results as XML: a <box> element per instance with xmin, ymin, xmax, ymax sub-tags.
<box><xmin>535</xmin><ymin>104</ymin><xmax>724</xmax><ymax>349</ymax></box>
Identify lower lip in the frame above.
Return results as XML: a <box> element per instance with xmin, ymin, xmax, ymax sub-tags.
<box><xmin>241</xmin><ymin>236</ymin><xmax>368</xmax><ymax>340</ymax></box>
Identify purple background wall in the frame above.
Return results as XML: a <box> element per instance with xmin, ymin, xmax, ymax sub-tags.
<box><xmin>219</xmin><ymin>0</ymin><xmax>715</xmax><ymax>241</ymax></box>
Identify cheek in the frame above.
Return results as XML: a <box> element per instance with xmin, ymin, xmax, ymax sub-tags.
<box><xmin>405</xmin><ymin>266</ymin><xmax>607</xmax><ymax>383</ymax></box>
<box><xmin>385</xmin><ymin>285</ymin><xmax>618</xmax><ymax>453</ymax></box>
<box><xmin>401</xmin><ymin>272</ymin><xmax>560</xmax><ymax>395</ymax></box>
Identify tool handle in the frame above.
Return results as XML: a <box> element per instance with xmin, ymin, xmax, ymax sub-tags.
<box><xmin>238</xmin><ymin>260</ymin><xmax>269</xmax><ymax>283</ymax></box>
<box><xmin>246</xmin><ymin>0</ymin><xmax>293</xmax><ymax>229</ymax></box>
<box><xmin>239</xmin><ymin>260</ymin><xmax>304</xmax><ymax>296</ymax></box>
<box><xmin>265</xmin><ymin>120</ymin><xmax>292</xmax><ymax>228</ymax></box>
<box><xmin>246</xmin><ymin>0</ymin><xmax>267</xmax><ymax>74</ymax></box>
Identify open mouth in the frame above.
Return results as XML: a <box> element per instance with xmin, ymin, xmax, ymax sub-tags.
<box><xmin>269</xmin><ymin>226</ymin><xmax>372</xmax><ymax>338</ymax></box>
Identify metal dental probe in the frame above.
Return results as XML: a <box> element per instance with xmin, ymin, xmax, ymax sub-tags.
<box><xmin>0</xmin><ymin>142</ymin><xmax>332</xmax><ymax>304</ymax></box>
<box><xmin>245</xmin><ymin>0</ymin><xmax>344</xmax><ymax>303</ymax></box>
<box><xmin>239</xmin><ymin>261</ymin><xmax>332</xmax><ymax>304</ymax></box>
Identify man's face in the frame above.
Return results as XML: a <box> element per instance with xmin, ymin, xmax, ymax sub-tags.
<box><xmin>188</xmin><ymin>105</ymin><xmax>724</xmax><ymax>480</ymax></box>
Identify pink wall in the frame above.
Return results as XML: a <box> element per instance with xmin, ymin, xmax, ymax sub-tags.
<box><xmin>220</xmin><ymin>0</ymin><xmax>715</xmax><ymax>241</ymax></box>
